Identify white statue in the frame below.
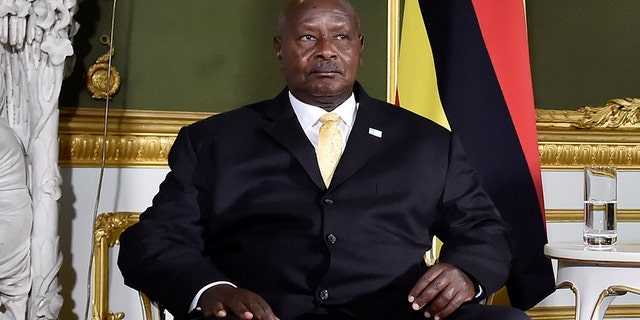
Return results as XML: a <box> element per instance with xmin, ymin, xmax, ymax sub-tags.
<box><xmin>0</xmin><ymin>0</ymin><xmax>78</xmax><ymax>319</ymax></box>
<box><xmin>0</xmin><ymin>122</ymin><xmax>32</xmax><ymax>320</ymax></box>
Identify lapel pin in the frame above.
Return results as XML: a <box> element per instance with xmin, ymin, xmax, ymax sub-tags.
<box><xmin>368</xmin><ymin>128</ymin><xmax>382</xmax><ymax>138</ymax></box>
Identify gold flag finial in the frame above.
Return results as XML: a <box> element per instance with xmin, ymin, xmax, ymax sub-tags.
<box><xmin>86</xmin><ymin>35</ymin><xmax>121</xmax><ymax>100</ymax></box>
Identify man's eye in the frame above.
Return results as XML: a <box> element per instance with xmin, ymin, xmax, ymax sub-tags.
<box><xmin>301</xmin><ymin>35</ymin><xmax>315</xmax><ymax>41</ymax></box>
<box><xmin>336</xmin><ymin>34</ymin><xmax>349</xmax><ymax>40</ymax></box>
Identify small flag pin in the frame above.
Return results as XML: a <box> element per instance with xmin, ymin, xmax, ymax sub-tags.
<box><xmin>368</xmin><ymin>128</ymin><xmax>382</xmax><ymax>138</ymax></box>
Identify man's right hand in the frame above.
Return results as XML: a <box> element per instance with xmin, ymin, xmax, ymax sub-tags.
<box><xmin>197</xmin><ymin>284</ymin><xmax>280</xmax><ymax>320</ymax></box>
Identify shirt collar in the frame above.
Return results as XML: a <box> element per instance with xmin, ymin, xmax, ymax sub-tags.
<box><xmin>288</xmin><ymin>92</ymin><xmax>357</xmax><ymax>129</ymax></box>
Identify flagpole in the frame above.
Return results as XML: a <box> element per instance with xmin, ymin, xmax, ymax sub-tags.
<box><xmin>387</xmin><ymin>0</ymin><xmax>399</xmax><ymax>103</ymax></box>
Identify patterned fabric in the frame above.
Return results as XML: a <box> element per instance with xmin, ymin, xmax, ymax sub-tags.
<box><xmin>317</xmin><ymin>113</ymin><xmax>342</xmax><ymax>187</ymax></box>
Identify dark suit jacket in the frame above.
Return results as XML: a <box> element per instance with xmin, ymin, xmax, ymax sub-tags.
<box><xmin>118</xmin><ymin>83</ymin><xmax>513</xmax><ymax>319</ymax></box>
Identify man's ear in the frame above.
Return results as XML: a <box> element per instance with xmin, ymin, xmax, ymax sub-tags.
<box><xmin>274</xmin><ymin>36</ymin><xmax>282</xmax><ymax>59</ymax></box>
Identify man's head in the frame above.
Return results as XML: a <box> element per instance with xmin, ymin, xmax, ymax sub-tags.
<box><xmin>274</xmin><ymin>0</ymin><xmax>364</xmax><ymax>111</ymax></box>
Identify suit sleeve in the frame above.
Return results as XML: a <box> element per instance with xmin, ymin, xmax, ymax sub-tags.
<box><xmin>117</xmin><ymin>126</ymin><xmax>227</xmax><ymax>316</ymax></box>
<box><xmin>433</xmin><ymin>133</ymin><xmax>513</xmax><ymax>294</ymax></box>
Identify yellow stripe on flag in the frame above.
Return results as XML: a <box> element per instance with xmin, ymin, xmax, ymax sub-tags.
<box><xmin>397</xmin><ymin>0</ymin><xmax>450</xmax><ymax>130</ymax></box>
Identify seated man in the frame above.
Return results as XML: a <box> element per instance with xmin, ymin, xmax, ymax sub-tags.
<box><xmin>118</xmin><ymin>1</ymin><xmax>530</xmax><ymax>319</ymax></box>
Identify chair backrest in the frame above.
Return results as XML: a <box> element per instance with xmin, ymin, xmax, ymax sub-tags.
<box><xmin>92</xmin><ymin>211</ymin><xmax>165</xmax><ymax>320</ymax></box>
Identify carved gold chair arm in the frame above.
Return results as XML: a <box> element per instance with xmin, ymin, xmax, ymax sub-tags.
<box><xmin>92</xmin><ymin>211</ymin><xmax>164</xmax><ymax>320</ymax></box>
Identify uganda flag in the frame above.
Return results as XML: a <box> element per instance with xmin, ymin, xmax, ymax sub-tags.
<box><xmin>395</xmin><ymin>0</ymin><xmax>556</xmax><ymax>310</ymax></box>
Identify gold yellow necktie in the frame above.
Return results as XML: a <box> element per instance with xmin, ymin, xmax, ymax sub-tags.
<box><xmin>317</xmin><ymin>113</ymin><xmax>343</xmax><ymax>187</ymax></box>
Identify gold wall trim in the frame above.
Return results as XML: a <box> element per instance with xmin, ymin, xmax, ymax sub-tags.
<box><xmin>526</xmin><ymin>304</ymin><xmax>640</xmax><ymax>320</ymax></box>
<box><xmin>546</xmin><ymin>209</ymin><xmax>640</xmax><ymax>222</ymax></box>
<box><xmin>60</xmin><ymin>98</ymin><xmax>640</xmax><ymax>169</ymax></box>
<box><xmin>59</xmin><ymin>107</ymin><xmax>213</xmax><ymax>167</ymax></box>
<box><xmin>537</xmin><ymin>98</ymin><xmax>640</xmax><ymax>169</ymax></box>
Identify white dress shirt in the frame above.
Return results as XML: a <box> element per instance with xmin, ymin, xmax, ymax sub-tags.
<box><xmin>288</xmin><ymin>91</ymin><xmax>358</xmax><ymax>152</ymax></box>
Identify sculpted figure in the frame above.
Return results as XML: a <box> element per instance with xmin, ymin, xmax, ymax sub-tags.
<box><xmin>0</xmin><ymin>122</ymin><xmax>33</xmax><ymax>320</ymax></box>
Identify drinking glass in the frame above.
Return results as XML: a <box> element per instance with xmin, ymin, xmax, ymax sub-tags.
<box><xmin>583</xmin><ymin>166</ymin><xmax>617</xmax><ymax>248</ymax></box>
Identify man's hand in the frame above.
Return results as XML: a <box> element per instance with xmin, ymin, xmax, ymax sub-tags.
<box><xmin>408</xmin><ymin>263</ymin><xmax>475</xmax><ymax>320</ymax></box>
<box><xmin>198</xmin><ymin>284</ymin><xmax>280</xmax><ymax>320</ymax></box>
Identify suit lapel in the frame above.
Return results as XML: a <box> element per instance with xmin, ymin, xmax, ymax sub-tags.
<box><xmin>263</xmin><ymin>90</ymin><xmax>327</xmax><ymax>189</ymax></box>
<box><xmin>262</xmin><ymin>85</ymin><xmax>388</xmax><ymax>190</ymax></box>
<box><xmin>330</xmin><ymin>88</ymin><xmax>386</xmax><ymax>188</ymax></box>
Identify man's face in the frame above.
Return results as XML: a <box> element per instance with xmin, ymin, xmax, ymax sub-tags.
<box><xmin>274</xmin><ymin>0</ymin><xmax>364</xmax><ymax>110</ymax></box>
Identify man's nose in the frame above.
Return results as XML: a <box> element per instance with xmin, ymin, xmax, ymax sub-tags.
<box><xmin>315</xmin><ymin>38</ymin><xmax>337</xmax><ymax>60</ymax></box>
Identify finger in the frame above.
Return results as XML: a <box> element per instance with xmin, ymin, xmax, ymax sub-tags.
<box><xmin>411</xmin><ymin>273</ymin><xmax>450</xmax><ymax>310</ymax></box>
<box><xmin>431</xmin><ymin>299</ymin><xmax>461</xmax><ymax>320</ymax></box>
<box><xmin>228</xmin><ymin>305</ymin><xmax>254</xmax><ymax>320</ymax></box>
<box><xmin>230</xmin><ymin>300</ymin><xmax>277</xmax><ymax>320</ymax></box>
<box><xmin>426</xmin><ymin>277</ymin><xmax>475</xmax><ymax>320</ymax></box>
<box><xmin>431</xmin><ymin>290</ymin><xmax>472</xmax><ymax>320</ymax></box>
<box><xmin>408</xmin><ymin>266</ymin><xmax>445</xmax><ymax>304</ymax></box>
<box><xmin>200</xmin><ymin>301</ymin><xmax>228</xmax><ymax>318</ymax></box>
<box><xmin>423</xmin><ymin>284</ymin><xmax>457</xmax><ymax>319</ymax></box>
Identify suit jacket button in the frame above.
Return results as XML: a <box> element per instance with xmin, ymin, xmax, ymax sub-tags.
<box><xmin>322</xmin><ymin>198</ymin><xmax>334</xmax><ymax>205</ymax></box>
<box><xmin>326</xmin><ymin>233</ymin><xmax>337</xmax><ymax>244</ymax></box>
<box><xmin>319</xmin><ymin>289</ymin><xmax>329</xmax><ymax>300</ymax></box>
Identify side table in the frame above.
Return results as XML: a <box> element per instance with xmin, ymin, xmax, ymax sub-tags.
<box><xmin>544</xmin><ymin>242</ymin><xmax>640</xmax><ymax>320</ymax></box>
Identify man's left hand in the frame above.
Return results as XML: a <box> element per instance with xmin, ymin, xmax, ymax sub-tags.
<box><xmin>408</xmin><ymin>262</ymin><xmax>475</xmax><ymax>319</ymax></box>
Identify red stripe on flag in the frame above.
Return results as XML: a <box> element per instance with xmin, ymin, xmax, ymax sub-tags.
<box><xmin>471</xmin><ymin>0</ymin><xmax>545</xmax><ymax>221</ymax></box>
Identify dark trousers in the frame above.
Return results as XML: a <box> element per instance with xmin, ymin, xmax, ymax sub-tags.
<box><xmin>199</xmin><ymin>303</ymin><xmax>530</xmax><ymax>320</ymax></box>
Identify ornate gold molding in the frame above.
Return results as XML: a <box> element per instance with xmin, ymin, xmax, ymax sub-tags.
<box><xmin>59</xmin><ymin>98</ymin><xmax>640</xmax><ymax>169</ymax></box>
<box><xmin>573</xmin><ymin>98</ymin><xmax>640</xmax><ymax>129</ymax></box>
<box><xmin>537</xmin><ymin>97</ymin><xmax>640</xmax><ymax>169</ymax></box>
<box><xmin>59</xmin><ymin>107</ymin><xmax>213</xmax><ymax>167</ymax></box>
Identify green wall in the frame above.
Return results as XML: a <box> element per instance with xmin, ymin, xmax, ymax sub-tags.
<box><xmin>526</xmin><ymin>0</ymin><xmax>640</xmax><ymax>109</ymax></box>
<box><xmin>61</xmin><ymin>0</ymin><xmax>387</xmax><ymax>112</ymax></box>
<box><xmin>61</xmin><ymin>1</ymin><xmax>640</xmax><ymax>112</ymax></box>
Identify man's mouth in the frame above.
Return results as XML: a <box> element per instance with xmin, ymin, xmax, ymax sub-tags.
<box><xmin>311</xmin><ymin>63</ymin><xmax>341</xmax><ymax>76</ymax></box>
<box><xmin>310</xmin><ymin>69</ymin><xmax>341</xmax><ymax>76</ymax></box>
